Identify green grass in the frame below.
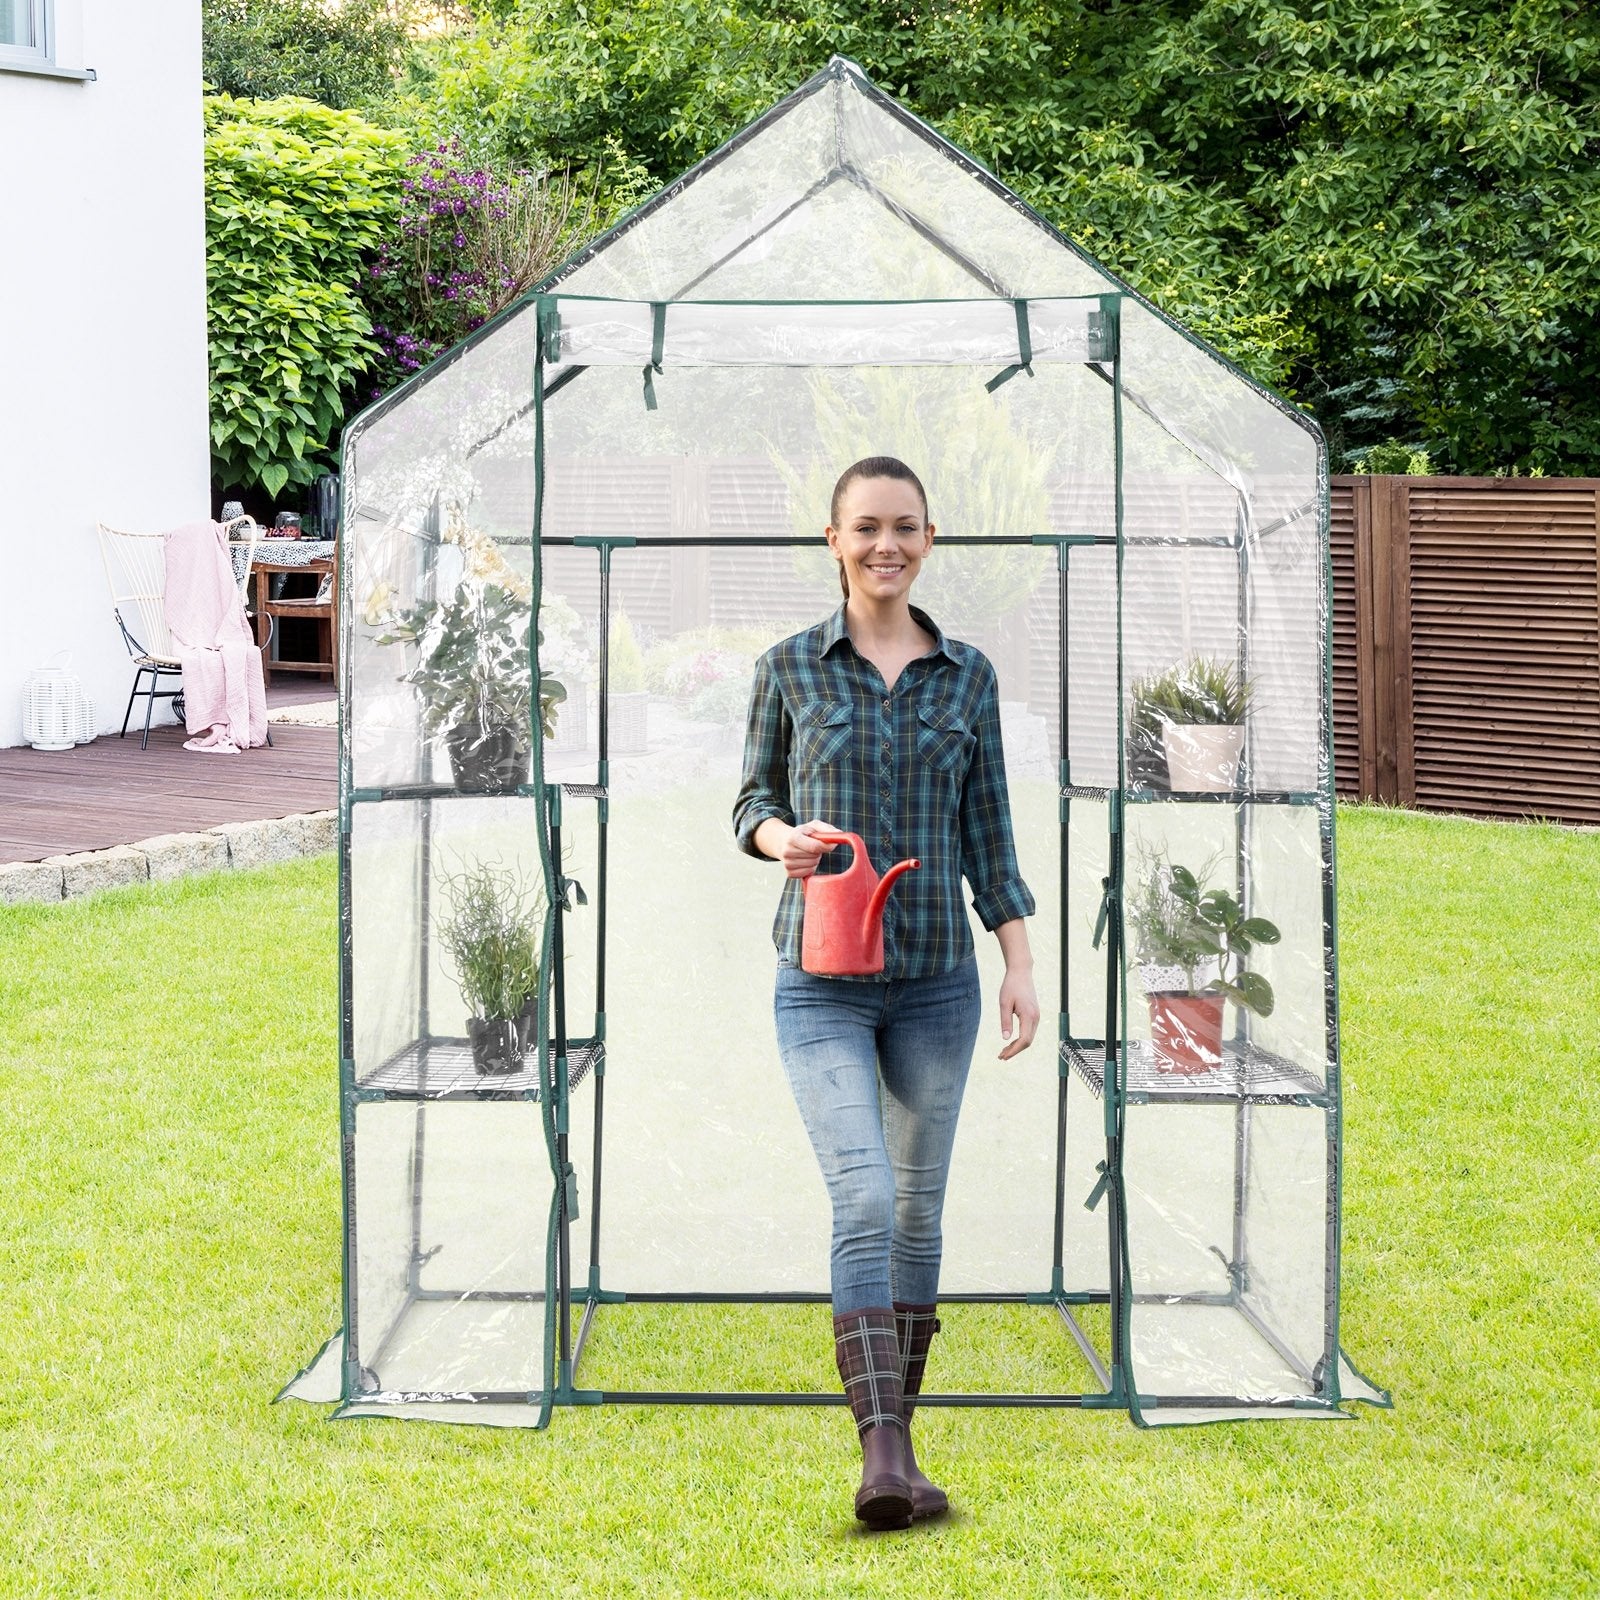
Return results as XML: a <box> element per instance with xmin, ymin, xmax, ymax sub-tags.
<box><xmin>0</xmin><ymin>807</ymin><xmax>1596</xmax><ymax>1598</ymax></box>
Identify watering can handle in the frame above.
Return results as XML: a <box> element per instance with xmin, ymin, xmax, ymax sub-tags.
<box><xmin>810</xmin><ymin>830</ymin><xmax>854</xmax><ymax>845</ymax></box>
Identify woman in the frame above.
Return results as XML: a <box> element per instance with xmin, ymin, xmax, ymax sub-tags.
<box><xmin>733</xmin><ymin>456</ymin><xmax>1039</xmax><ymax>1530</ymax></box>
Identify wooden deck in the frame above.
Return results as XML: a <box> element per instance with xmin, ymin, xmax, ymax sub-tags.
<box><xmin>0</xmin><ymin>684</ymin><xmax>337</xmax><ymax>864</ymax></box>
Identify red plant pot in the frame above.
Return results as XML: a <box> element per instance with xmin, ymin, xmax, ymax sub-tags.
<box><xmin>1148</xmin><ymin>992</ymin><xmax>1225</xmax><ymax>1075</ymax></box>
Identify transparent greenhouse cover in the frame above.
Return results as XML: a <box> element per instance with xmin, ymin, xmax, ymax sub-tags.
<box><xmin>284</xmin><ymin>56</ymin><xmax>1387</xmax><ymax>1431</ymax></box>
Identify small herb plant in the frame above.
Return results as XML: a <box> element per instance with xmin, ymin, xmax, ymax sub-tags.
<box><xmin>1131</xmin><ymin>657</ymin><xmax>1253</xmax><ymax>728</ymax></box>
<box><xmin>437</xmin><ymin>860</ymin><xmax>543</xmax><ymax>1023</ymax></box>
<box><xmin>1126</xmin><ymin>848</ymin><xmax>1282</xmax><ymax>1016</ymax></box>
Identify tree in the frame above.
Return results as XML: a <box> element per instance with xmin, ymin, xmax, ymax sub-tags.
<box><xmin>202</xmin><ymin>0</ymin><xmax>413</xmax><ymax>110</ymax></box>
<box><xmin>403</xmin><ymin>0</ymin><xmax>1600</xmax><ymax>473</ymax></box>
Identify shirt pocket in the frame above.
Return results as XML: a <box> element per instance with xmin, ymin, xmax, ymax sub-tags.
<box><xmin>916</xmin><ymin>702</ymin><xmax>976</xmax><ymax>775</ymax></box>
<box><xmin>794</xmin><ymin>699</ymin><xmax>853</xmax><ymax>770</ymax></box>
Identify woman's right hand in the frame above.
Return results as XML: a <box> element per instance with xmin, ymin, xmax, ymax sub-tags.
<box><xmin>779</xmin><ymin>819</ymin><xmax>839</xmax><ymax>880</ymax></box>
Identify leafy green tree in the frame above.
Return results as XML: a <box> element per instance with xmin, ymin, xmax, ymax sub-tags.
<box><xmin>202</xmin><ymin>0</ymin><xmax>412</xmax><ymax>110</ymax></box>
<box><xmin>205</xmin><ymin>96</ymin><xmax>404</xmax><ymax>499</ymax></box>
<box><xmin>405</xmin><ymin>0</ymin><xmax>1600</xmax><ymax>473</ymax></box>
<box><xmin>1065</xmin><ymin>0</ymin><xmax>1600</xmax><ymax>473</ymax></box>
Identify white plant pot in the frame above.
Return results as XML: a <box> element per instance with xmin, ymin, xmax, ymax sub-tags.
<box><xmin>548</xmin><ymin>680</ymin><xmax>589</xmax><ymax>753</ymax></box>
<box><xmin>1162</xmin><ymin>723</ymin><xmax>1244</xmax><ymax>793</ymax></box>
<box><xmin>608</xmin><ymin>690</ymin><xmax>649</xmax><ymax>755</ymax></box>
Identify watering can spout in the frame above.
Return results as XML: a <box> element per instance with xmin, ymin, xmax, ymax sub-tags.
<box><xmin>865</xmin><ymin>857</ymin><xmax>920</xmax><ymax>934</ymax></box>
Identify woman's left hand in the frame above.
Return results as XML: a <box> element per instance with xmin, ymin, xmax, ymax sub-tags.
<box><xmin>997</xmin><ymin>967</ymin><xmax>1040</xmax><ymax>1060</ymax></box>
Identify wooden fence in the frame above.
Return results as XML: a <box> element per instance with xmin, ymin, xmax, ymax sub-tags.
<box><xmin>1330</xmin><ymin>475</ymin><xmax>1600</xmax><ymax>826</ymax></box>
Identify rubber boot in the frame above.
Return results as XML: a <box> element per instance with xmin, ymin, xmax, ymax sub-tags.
<box><xmin>832</xmin><ymin>1308</ymin><xmax>913</xmax><ymax>1530</ymax></box>
<box><xmin>895</xmin><ymin>1302</ymin><xmax>950</xmax><ymax>1519</ymax></box>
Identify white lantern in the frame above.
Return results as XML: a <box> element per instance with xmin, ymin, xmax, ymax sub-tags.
<box><xmin>23</xmin><ymin>660</ymin><xmax>94</xmax><ymax>751</ymax></box>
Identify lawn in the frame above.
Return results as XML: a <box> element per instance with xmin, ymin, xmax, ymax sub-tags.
<box><xmin>0</xmin><ymin>805</ymin><xmax>1595</xmax><ymax>1598</ymax></box>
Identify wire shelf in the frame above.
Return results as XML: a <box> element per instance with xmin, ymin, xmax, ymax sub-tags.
<box><xmin>358</xmin><ymin>1036</ymin><xmax>604</xmax><ymax>1101</ymax></box>
<box><xmin>1062</xmin><ymin>1038</ymin><xmax>1327</xmax><ymax>1105</ymax></box>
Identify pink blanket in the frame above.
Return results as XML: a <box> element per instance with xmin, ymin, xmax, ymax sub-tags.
<box><xmin>163</xmin><ymin>520</ymin><xmax>267</xmax><ymax>753</ymax></box>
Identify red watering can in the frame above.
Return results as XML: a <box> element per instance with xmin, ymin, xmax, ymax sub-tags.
<box><xmin>801</xmin><ymin>830</ymin><xmax>920</xmax><ymax>976</ymax></box>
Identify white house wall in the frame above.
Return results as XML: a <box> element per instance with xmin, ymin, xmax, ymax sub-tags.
<box><xmin>0</xmin><ymin>1</ymin><xmax>209</xmax><ymax>744</ymax></box>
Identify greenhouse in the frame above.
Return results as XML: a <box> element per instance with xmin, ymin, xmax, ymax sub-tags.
<box><xmin>283</xmin><ymin>56</ymin><xmax>1387</xmax><ymax>1428</ymax></box>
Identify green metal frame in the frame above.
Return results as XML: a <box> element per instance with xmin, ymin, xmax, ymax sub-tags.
<box><xmin>320</xmin><ymin>57</ymin><xmax>1391</xmax><ymax>1412</ymax></box>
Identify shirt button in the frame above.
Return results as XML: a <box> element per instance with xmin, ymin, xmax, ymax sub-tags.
<box><xmin>882</xmin><ymin>697</ymin><xmax>891</xmax><ymax>711</ymax></box>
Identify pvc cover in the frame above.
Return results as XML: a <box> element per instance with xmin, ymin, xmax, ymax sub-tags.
<box><xmin>287</xmin><ymin>56</ymin><xmax>1384</xmax><ymax>1428</ymax></box>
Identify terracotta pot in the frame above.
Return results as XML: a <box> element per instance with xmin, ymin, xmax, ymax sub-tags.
<box><xmin>445</xmin><ymin>717</ymin><xmax>529</xmax><ymax>794</ymax></box>
<box><xmin>1162</xmin><ymin>723</ymin><xmax>1244</xmax><ymax>793</ymax></box>
<box><xmin>1148</xmin><ymin>992</ymin><xmax>1225</xmax><ymax>1074</ymax></box>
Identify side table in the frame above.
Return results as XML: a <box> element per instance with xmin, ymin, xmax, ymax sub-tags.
<box><xmin>251</xmin><ymin>548</ymin><xmax>337</xmax><ymax>684</ymax></box>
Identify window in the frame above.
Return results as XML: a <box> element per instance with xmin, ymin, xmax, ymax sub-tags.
<box><xmin>1</xmin><ymin>0</ymin><xmax>52</xmax><ymax>67</ymax></box>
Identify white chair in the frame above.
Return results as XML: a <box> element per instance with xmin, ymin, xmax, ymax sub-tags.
<box><xmin>96</xmin><ymin>516</ymin><xmax>263</xmax><ymax>749</ymax></box>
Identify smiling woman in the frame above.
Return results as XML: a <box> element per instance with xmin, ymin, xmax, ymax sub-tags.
<box><xmin>733</xmin><ymin>454</ymin><xmax>1040</xmax><ymax>1529</ymax></box>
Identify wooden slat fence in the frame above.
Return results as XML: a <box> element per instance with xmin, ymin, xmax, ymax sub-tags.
<box><xmin>1330</xmin><ymin>475</ymin><xmax>1600</xmax><ymax>825</ymax></box>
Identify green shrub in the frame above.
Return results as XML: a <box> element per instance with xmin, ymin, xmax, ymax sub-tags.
<box><xmin>205</xmin><ymin>94</ymin><xmax>404</xmax><ymax>500</ymax></box>
<box><xmin>360</xmin><ymin>138</ymin><xmax>597</xmax><ymax>398</ymax></box>
<box><xmin>202</xmin><ymin>0</ymin><xmax>411</xmax><ymax>110</ymax></box>
<box><xmin>608</xmin><ymin>610</ymin><xmax>647</xmax><ymax>694</ymax></box>
<box><xmin>1350</xmin><ymin>440</ymin><xmax>1434</xmax><ymax>476</ymax></box>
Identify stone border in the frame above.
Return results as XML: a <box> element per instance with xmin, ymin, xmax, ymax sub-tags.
<box><xmin>0</xmin><ymin>811</ymin><xmax>337</xmax><ymax>905</ymax></box>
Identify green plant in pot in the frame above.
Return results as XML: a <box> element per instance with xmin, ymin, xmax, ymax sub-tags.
<box><xmin>1126</xmin><ymin>849</ymin><xmax>1281</xmax><ymax>1074</ymax></box>
<box><xmin>1150</xmin><ymin>656</ymin><xmax>1254</xmax><ymax>794</ymax></box>
<box><xmin>365</xmin><ymin>524</ymin><xmax>565</xmax><ymax>792</ymax></box>
<box><xmin>437</xmin><ymin>860</ymin><xmax>543</xmax><ymax>1074</ymax></box>
<box><xmin>1127</xmin><ymin>666</ymin><xmax>1181</xmax><ymax>791</ymax></box>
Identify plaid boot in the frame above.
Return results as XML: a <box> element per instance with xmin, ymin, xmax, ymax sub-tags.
<box><xmin>832</xmin><ymin>1308</ymin><xmax>913</xmax><ymax>1530</ymax></box>
<box><xmin>895</xmin><ymin>1302</ymin><xmax>949</xmax><ymax>1519</ymax></box>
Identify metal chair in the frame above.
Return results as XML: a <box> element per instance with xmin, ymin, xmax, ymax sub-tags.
<box><xmin>96</xmin><ymin>516</ymin><xmax>263</xmax><ymax>749</ymax></box>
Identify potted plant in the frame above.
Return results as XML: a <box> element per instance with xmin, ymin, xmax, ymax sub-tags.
<box><xmin>437</xmin><ymin>860</ymin><xmax>543</xmax><ymax>1074</ymax></box>
<box><xmin>366</xmin><ymin>554</ymin><xmax>565</xmax><ymax>792</ymax></box>
<box><xmin>1127</xmin><ymin>666</ymin><xmax>1180</xmax><ymax>792</ymax></box>
<box><xmin>607</xmin><ymin>608</ymin><xmax>649</xmax><ymax>755</ymax></box>
<box><xmin>1125</xmin><ymin>849</ymin><xmax>1281</xmax><ymax>1074</ymax></box>
<box><xmin>1153</xmin><ymin>656</ymin><xmax>1253</xmax><ymax>794</ymax></box>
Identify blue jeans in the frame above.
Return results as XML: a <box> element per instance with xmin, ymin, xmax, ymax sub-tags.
<box><xmin>773</xmin><ymin>954</ymin><xmax>982</xmax><ymax>1314</ymax></box>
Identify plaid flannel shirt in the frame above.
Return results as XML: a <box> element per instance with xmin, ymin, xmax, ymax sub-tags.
<box><xmin>733</xmin><ymin>603</ymin><xmax>1035</xmax><ymax>981</ymax></box>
